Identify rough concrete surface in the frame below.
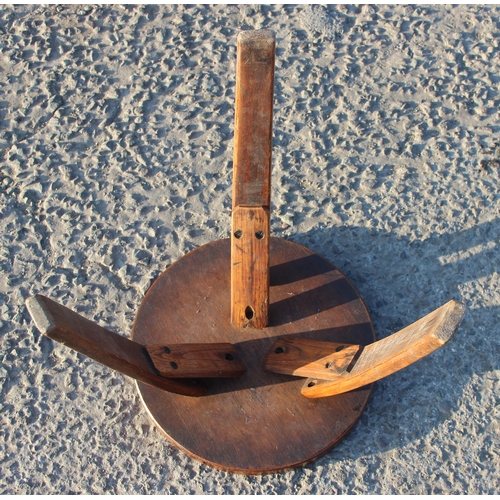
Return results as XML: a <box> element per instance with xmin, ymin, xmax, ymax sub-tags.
<box><xmin>1</xmin><ymin>4</ymin><xmax>499</xmax><ymax>494</ymax></box>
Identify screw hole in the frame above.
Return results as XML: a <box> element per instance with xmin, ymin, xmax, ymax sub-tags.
<box><xmin>255</xmin><ymin>231</ymin><xmax>264</xmax><ymax>240</ymax></box>
<box><xmin>325</xmin><ymin>361</ymin><xmax>333</xmax><ymax>368</ymax></box>
<box><xmin>275</xmin><ymin>347</ymin><xmax>284</xmax><ymax>354</ymax></box>
<box><xmin>335</xmin><ymin>345</ymin><xmax>345</xmax><ymax>352</ymax></box>
<box><xmin>245</xmin><ymin>306</ymin><xmax>254</xmax><ymax>320</ymax></box>
<box><xmin>308</xmin><ymin>380</ymin><xmax>317</xmax><ymax>387</ymax></box>
<box><xmin>163</xmin><ymin>346</ymin><xmax>171</xmax><ymax>354</ymax></box>
<box><xmin>170</xmin><ymin>361</ymin><xmax>178</xmax><ymax>370</ymax></box>
<box><xmin>234</xmin><ymin>229</ymin><xmax>242</xmax><ymax>239</ymax></box>
<box><xmin>225</xmin><ymin>353</ymin><xmax>234</xmax><ymax>361</ymax></box>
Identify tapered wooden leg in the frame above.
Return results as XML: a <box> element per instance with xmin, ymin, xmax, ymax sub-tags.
<box><xmin>231</xmin><ymin>31</ymin><xmax>275</xmax><ymax>329</ymax></box>
<box><xmin>263</xmin><ymin>300</ymin><xmax>466</xmax><ymax>398</ymax></box>
<box><xmin>27</xmin><ymin>295</ymin><xmax>246</xmax><ymax>396</ymax></box>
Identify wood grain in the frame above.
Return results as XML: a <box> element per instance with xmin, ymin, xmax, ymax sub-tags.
<box><xmin>231</xmin><ymin>206</ymin><xmax>270</xmax><ymax>328</ymax></box>
<box><xmin>26</xmin><ymin>294</ymin><xmax>206</xmax><ymax>397</ymax></box>
<box><xmin>263</xmin><ymin>338</ymin><xmax>362</xmax><ymax>378</ymax></box>
<box><xmin>302</xmin><ymin>299</ymin><xmax>466</xmax><ymax>398</ymax></box>
<box><xmin>146</xmin><ymin>343</ymin><xmax>246</xmax><ymax>378</ymax></box>
<box><xmin>133</xmin><ymin>238</ymin><xmax>375</xmax><ymax>474</ymax></box>
<box><xmin>232</xmin><ymin>30</ymin><xmax>275</xmax><ymax>208</ymax></box>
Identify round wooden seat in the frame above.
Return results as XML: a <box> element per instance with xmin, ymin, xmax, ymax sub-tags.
<box><xmin>133</xmin><ymin>238</ymin><xmax>375</xmax><ymax>473</ymax></box>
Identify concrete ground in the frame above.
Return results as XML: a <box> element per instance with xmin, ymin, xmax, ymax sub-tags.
<box><xmin>1</xmin><ymin>4</ymin><xmax>499</xmax><ymax>493</ymax></box>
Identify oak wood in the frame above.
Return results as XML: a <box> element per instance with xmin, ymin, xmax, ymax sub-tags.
<box><xmin>302</xmin><ymin>300</ymin><xmax>466</xmax><ymax>398</ymax></box>
<box><xmin>133</xmin><ymin>238</ymin><xmax>375</xmax><ymax>474</ymax></box>
<box><xmin>146</xmin><ymin>343</ymin><xmax>246</xmax><ymax>378</ymax></box>
<box><xmin>231</xmin><ymin>206</ymin><xmax>270</xmax><ymax>328</ymax></box>
<box><xmin>231</xmin><ymin>30</ymin><xmax>275</xmax><ymax>330</ymax></box>
<box><xmin>232</xmin><ymin>30</ymin><xmax>275</xmax><ymax>209</ymax></box>
<box><xmin>26</xmin><ymin>294</ymin><xmax>206</xmax><ymax>397</ymax></box>
<box><xmin>263</xmin><ymin>338</ymin><xmax>362</xmax><ymax>378</ymax></box>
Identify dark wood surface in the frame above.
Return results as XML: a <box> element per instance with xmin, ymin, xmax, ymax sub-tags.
<box><xmin>133</xmin><ymin>238</ymin><xmax>375</xmax><ymax>474</ymax></box>
<box><xmin>263</xmin><ymin>338</ymin><xmax>362</xmax><ymax>378</ymax></box>
<box><xmin>26</xmin><ymin>295</ymin><xmax>207</xmax><ymax>397</ymax></box>
<box><xmin>232</xmin><ymin>30</ymin><xmax>275</xmax><ymax>208</ymax></box>
<box><xmin>146</xmin><ymin>343</ymin><xmax>246</xmax><ymax>378</ymax></box>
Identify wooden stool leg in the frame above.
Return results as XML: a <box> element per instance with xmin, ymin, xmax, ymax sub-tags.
<box><xmin>264</xmin><ymin>300</ymin><xmax>466</xmax><ymax>398</ymax></box>
<box><xmin>294</xmin><ymin>300</ymin><xmax>466</xmax><ymax>398</ymax></box>
<box><xmin>27</xmin><ymin>295</ymin><xmax>206</xmax><ymax>396</ymax></box>
<box><xmin>27</xmin><ymin>295</ymin><xmax>246</xmax><ymax>396</ymax></box>
<box><xmin>231</xmin><ymin>31</ymin><xmax>275</xmax><ymax>329</ymax></box>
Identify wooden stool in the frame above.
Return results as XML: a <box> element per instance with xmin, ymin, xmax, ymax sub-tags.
<box><xmin>27</xmin><ymin>31</ymin><xmax>466</xmax><ymax>474</ymax></box>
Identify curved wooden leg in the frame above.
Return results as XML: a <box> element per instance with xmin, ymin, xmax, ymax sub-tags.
<box><xmin>264</xmin><ymin>300</ymin><xmax>466</xmax><ymax>399</ymax></box>
<box><xmin>27</xmin><ymin>295</ymin><xmax>246</xmax><ymax>397</ymax></box>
